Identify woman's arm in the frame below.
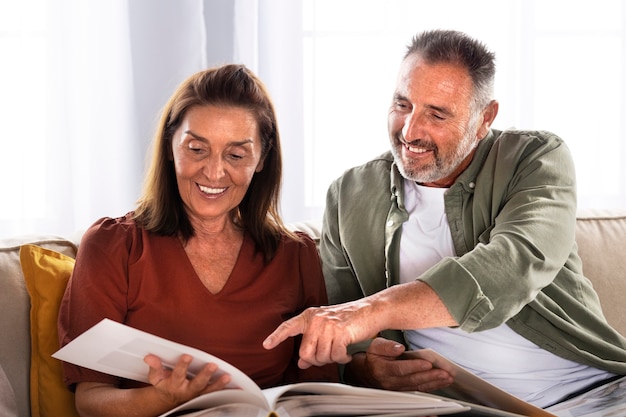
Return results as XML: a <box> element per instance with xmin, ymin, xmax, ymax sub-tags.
<box><xmin>74</xmin><ymin>354</ymin><xmax>230</xmax><ymax>417</ymax></box>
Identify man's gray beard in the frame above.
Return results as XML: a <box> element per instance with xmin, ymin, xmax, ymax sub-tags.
<box><xmin>391</xmin><ymin>129</ymin><xmax>480</xmax><ymax>183</ymax></box>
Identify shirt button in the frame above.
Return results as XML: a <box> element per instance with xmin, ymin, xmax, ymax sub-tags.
<box><xmin>386</xmin><ymin>220</ymin><xmax>394</xmax><ymax>227</ymax></box>
<box><xmin>469</xmin><ymin>182</ymin><xmax>476</xmax><ymax>189</ymax></box>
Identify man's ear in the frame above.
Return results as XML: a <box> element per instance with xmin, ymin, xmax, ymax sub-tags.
<box><xmin>477</xmin><ymin>100</ymin><xmax>499</xmax><ymax>139</ymax></box>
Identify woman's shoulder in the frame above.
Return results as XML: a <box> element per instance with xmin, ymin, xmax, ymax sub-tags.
<box><xmin>84</xmin><ymin>212</ymin><xmax>138</xmax><ymax>236</ymax></box>
<box><xmin>278</xmin><ymin>229</ymin><xmax>319</xmax><ymax>254</ymax></box>
<box><xmin>79</xmin><ymin>212</ymin><xmax>144</xmax><ymax>249</ymax></box>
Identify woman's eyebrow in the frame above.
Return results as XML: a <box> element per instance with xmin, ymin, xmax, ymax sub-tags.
<box><xmin>185</xmin><ymin>130</ymin><xmax>254</xmax><ymax>146</ymax></box>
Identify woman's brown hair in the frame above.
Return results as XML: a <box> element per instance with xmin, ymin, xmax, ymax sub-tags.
<box><xmin>134</xmin><ymin>64</ymin><xmax>295</xmax><ymax>262</ymax></box>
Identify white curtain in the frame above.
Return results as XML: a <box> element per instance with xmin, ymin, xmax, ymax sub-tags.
<box><xmin>2</xmin><ymin>0</ymin><xmax>625</xmax><ymax>238</ymax></box>
<box><xmin>235</xmin><ymin>0</ymin><xmax>626</xmax><ymax>224</ymax></box>
<box><xmin>0</xmin><ymin>0</ymin><xmax>207</xmax><ymax>237</ymax></box>
<box><xmin>233</xmin><ymin>0</ymin><xmax>313</xmax><ymax>222</ymax></box>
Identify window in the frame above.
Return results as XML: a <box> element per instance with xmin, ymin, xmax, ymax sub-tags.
<box><xmin>0</xmin><ymin>0</ymin><xmax>48</xmax><ymax>224</ymax></box>
<box><xmin>1</xmin><ymin>1</ymin><xmax>624</xmax><ymax>236</ymax></box>
<box><xmin>295</xmin><ymin>0</ymin><xmax>625</xmax><ymax>222</ymax></box>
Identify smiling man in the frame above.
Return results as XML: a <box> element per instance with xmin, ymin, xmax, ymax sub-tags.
<box><xmin>264</xmin><ymin>29</ymin><xmax>626</xmax><ymax>409</ymax></box>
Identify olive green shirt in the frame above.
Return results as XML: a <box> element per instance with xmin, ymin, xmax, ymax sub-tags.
<box><xmin>321</xmin><ymin>129</ymin><xmax>626</xmax><ymax>373</ymax></box>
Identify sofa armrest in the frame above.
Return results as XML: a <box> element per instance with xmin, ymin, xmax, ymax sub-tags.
<box><xmin>0</xmin><ymin>236</ymin><xmax>78</xmax><ymax>417</ymax></box>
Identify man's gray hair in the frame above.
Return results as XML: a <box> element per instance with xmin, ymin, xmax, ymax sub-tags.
<box><xmin>405</xmin><ymin>29</ymin><xmax>496</xmax><ymax>111</ymax></box>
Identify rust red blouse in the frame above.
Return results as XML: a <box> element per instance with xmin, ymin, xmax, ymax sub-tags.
<box><xmin>58</xmin><ymin>213</ymin><xmax>338</xmax><ymax>390</ymax></box>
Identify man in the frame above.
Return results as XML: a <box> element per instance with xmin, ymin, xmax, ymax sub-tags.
<box><xmin>264</xmin><ymin>29</ymin><xmax>626</xmax><ymax>407</ymax></box>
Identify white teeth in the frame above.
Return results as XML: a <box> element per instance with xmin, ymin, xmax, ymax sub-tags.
<box><xmin>407</xmin><ymin>145</ymin><xmax>429</xmax><ymax>154</ymax></box>
<box><xmin>199</xmin><ymin>185</ymin><xmax>226</xmax><ymax>194</ymax></box>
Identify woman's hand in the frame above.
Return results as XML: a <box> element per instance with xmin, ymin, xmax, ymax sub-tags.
<box><xmin>75</xmin><ymin>357</ymin><xmax>232</xmax><ymax>417</ymax></box>
<box><xmin>144</xmin><ymin>354</ymin><xmax>231</xmax><ymax>408</ymax></box>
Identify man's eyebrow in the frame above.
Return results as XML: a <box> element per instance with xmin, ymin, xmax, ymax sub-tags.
<box><xmin>392</xmin><ymin>95</ymin><xmax>454</xmax><ymax>117</ymax></box>
<box><xmin>393</xmin><ymin>93</ymin><xmax>408</xmax><ymax>101</ymax></box>
<box><xmin>425</xmin><ymin>104</ymin><xmax>454</xmax><ymax>117</ymax></box>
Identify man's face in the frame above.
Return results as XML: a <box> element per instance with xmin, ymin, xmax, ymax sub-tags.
<box><xmin>388</xmin><ymin>54</ymin><xmax>488</xmax><ymax>187</ymax></box>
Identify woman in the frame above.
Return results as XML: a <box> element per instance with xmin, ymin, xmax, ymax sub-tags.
<box><xmin>58</xmin><ymin>64</ymin><xmax>338</xmax><ymax>417</ymax></box>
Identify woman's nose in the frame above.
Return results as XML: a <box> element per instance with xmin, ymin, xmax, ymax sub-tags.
<box><xmin>203</xmin><ymin>155</ymin><xmax>225</xmax><ymax>180</ymax></box>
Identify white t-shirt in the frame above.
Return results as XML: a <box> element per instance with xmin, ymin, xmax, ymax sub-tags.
<box><xmin>399</xmin><ymin>179</ymin><xmax>613</xmax><ymax>407</ymax></box>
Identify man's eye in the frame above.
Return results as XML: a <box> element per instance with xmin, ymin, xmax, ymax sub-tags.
<box><xmin>229</xmin><ymin>153</ymin><xmax>244</xmax><ymax>160</ymax></box>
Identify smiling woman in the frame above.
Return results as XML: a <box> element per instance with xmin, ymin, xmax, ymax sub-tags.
<box><xmin>170</xmin><ymin>106</ymin><xmax>265</xmax><ymax>235</ymax></box>
<box><xmin>55</xmin><ymin>64</ymin><xmax>338</xmax><ymax>417</ymax></box>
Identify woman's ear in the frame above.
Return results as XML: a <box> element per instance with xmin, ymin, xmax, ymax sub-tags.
<box><xmin>255</xmin><ymin>157</ymin><xmax>265</xmax><ymax>173</ymax></box>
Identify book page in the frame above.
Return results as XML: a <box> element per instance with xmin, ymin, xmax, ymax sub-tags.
<box><xmin>401</xmin><ymin>349</ymin><xmax>556</xmax><ymax>417</ymax></box>
<box><xmin>264</xmin><ymin>382</ymin><xmax>469</xmax><ymax>417</ymax></box>
<box><xmin>545</xmin><ymin>376</ymin><xmax>626</xmax><ymax>417</ymax></box>
<box><xmin>158</xmin><ymin>390</ymin><xmax>269</xmax><ymax>417</ymax></box>
<box><xmin>52</xmin><ymin>319</ymin><xmax>267</xmax><ymax>408</ymax></box>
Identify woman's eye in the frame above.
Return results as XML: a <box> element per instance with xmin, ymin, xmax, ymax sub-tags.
<box><xmin>187</xmin><ymin>141</ymin><xmax>207</xmax><ymax>154</ymax></box>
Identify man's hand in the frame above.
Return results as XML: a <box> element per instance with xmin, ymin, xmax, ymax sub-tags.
<box><xmin>347</xmin><ymin>338</ymin><xmax>454</xmax><ymax>393</ymax></box>
<box><xmin>263</xmin><ymin>299</ymin><xmax>384</xmax><ymax>368</ymax></box>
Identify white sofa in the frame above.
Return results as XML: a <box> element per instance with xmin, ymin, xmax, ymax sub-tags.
<box><xmin>1</xmin><ymin>211</ymin><xmax>625</xmax><ymax>416</ymax></box>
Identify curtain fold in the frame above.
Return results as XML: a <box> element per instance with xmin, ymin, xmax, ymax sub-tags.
<box><xmin>2</xmin><ymin>0</ymin><xmax>624</xmax><ymax>238</ymax></box>
<box><xmin>0</xmin><ymin>0</ymin><xmax>208</xmax><ymax>237</ymax></box>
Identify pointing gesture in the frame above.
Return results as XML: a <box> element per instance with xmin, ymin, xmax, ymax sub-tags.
<box><xmin>263</xmin><ymin>281</ymin><xmax>456</xmax><ymax>369</ymax></box>
<box><xmin>263</xmin><ymin>299</ymin><xmax>383</xmax><ymax>368</ymax></box>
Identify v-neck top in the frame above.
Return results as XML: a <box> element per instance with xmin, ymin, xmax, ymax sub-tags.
<box><xmin>58</xmin><ymin>213</ymin><xmax>338</xmax><ymax>390</ymax></box>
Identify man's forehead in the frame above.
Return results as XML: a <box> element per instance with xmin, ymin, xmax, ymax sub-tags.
<box><xmin>396</xmin><ymin>56</ymin><xmax>473</xmax><ymax>101</ymax></box>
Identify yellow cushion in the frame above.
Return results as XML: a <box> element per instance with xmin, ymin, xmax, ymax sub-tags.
<box><xmin>19</xmin><ymin>244</ymin><xmax>79</xmax><ymax>417</ymax></box>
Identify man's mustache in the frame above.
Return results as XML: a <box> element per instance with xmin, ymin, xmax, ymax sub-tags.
<box><xmin>396</xmin><ymin>133</ymin><xmax>437</xmax><ymax>153</ymax></box>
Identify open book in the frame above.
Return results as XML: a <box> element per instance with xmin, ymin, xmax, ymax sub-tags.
<box><xmin>543</xmin><ymin>375</ymin><xmax>626</xmax><ymax>417</ymax></box>
<box><xmin>400</xmin><ymin>350</ymin><xmax>555</xmax><ymax>417</ymax></box>
<box><xmin>53</xmin><ymin>319</ymin><xmax>488</xmax><ymax>417</ymax></box>
<box><xmin>401</xmin><ymin>350</ymin><xmax>626</xmax><ymax>417</ymax></box>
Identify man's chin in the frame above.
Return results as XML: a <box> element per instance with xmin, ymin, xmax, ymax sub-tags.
<box><xmin>397</xmin><ymin>164</ymin><xmax>427</xmax><ymax>182</ymax></box>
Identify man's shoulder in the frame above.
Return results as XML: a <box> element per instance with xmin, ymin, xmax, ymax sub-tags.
<box><xmin>327</xmin><ymin>151</ymin><xmax>394</xmax><ymax>202</ymax></box>
<box><xmin>492</xmin><ymin>128</ymin><xmax>565</xmax><ymax>147</ymax></box>
<box><xmin>483</xmin><ymin>128</ymin><xmax>568</xmax><ymax>162</ymax></box>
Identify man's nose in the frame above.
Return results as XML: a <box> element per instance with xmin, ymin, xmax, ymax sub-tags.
<box><xmin>403</xmin><ymin>111</ymin><xmax>426</xmax><ymax>142</ymax></box>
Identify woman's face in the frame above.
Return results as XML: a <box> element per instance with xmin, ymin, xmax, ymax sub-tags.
<box><xmin>171</xmin><ymin>105</ymin><xmax>264</xmax><ymax>227</ymax></box>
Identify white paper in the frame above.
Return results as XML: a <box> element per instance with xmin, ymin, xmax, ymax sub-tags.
<box><xmin>52</xmin><ymin>318</ymin><xmax>266</xmax><ymax>405</ymax></box>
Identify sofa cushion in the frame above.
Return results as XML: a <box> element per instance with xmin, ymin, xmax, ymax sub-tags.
<box><xmin>575</xmin><ymin>210</ymin><xmax>626</xmax><ymax>337</ymax></box>
<box><xmin>0</xmin><ymin>236</ymin><xmax>78</xmax><ymax>417</ymax></box>
<box><xmin>0</xmin><ymin>363</ymin><xmax>18</xmax><ymax>417</ymax></box>
<box><xmin>20</xmin><ymin>245</ymin><xmax>80</xmax><ymax>417</ymax></box>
